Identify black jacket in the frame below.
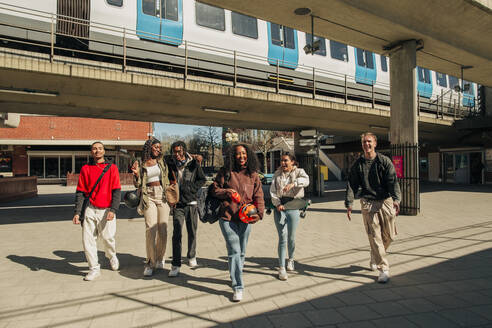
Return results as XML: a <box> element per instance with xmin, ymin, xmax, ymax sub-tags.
<box><xmin>166</xmin><ymin>154</ymin><xmax>206</xmax><ymax>206</ymax></box>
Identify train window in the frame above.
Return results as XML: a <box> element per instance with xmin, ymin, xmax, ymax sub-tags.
<box><xmin>271</xmin><ymin>23</ymin><xmax>283</xmax><ymax>46</ymax></box>
<box><xmin>436</xmin><ymin>72</ymin><xmax>447</xmax><ymax>87</ymax></box>
<box><xmin>305</xmin><ymin>33</ymin><xmax>326</xmax><ymax>56</ymax></box>
<box><xmin>143</xmin><ymin>0</ymin><xmax>157</xmax><ymax>16</ymax></box>
<box><xmin>356</xmin><ymin>48</ymin><xmax>374</xmax><ymax>69</ymax></box>
<box><xmin>330</xmin><ymin>40</ymin><xmax>348</xmax><ymax>61</ymax></box>
<box><xmin>356</xmin><ymin>48</ymin><xmax>365</xmax><ymax>66</ymax></box>
<box><xmin>380</xmin><ymin>55</ymin><xmax>388</xmax><ymax>72</ymax></box>
<box><xmin>107</xmin><ymin>0</ymin><xmax>123</xmax><ymax>7</ymax></box>
<box><xmin>162</xmin><ymin>0</ymin><xmax>178</xmax><ymax>21</ymax></box>
<box><xmin>283</xmin><ymin>27</ymin><xmax>295</xmax><ymax>49</ymax></box>
<box><xmin>365</xmin><ymin>51</ymin><xmax>374</xmax><ymax>69</ymax></box>
<box><xmin>417</xmin><ymin>67</ymin><xmax>431</xmax><ymax>83</ymax></box>
<box><xmin>232</xmin><ymin>12</ymin><xmax>258</xmax><ymax>39</ymax></box>
<box><xmin>449</xmin><ymin>75</ymin><xmax>459</xmax><ymax>90</ymax></box>
<box><xmin>195</xmin><ymin>2</ymin><xmax>225</xmax><ymax>31</ymax></box>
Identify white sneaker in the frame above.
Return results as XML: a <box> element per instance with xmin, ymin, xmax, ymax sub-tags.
<box><xmin>278</xmin><ymin>267</ymin><xmax>288</xmax><ymax>281</ymax></box>
<box><xmin>369</xmin><ymin>262</ymin><xmax>378</xmax><ymax>271</ymax></box>
<box><xmin>286</xmin><ymin>259</ymin><xmax>295</xmax><ymax>271</ymax></box>
<box><xmin>143</xmin><ymin>266</ymin><xmax>153</xmax><ymax>277</ymax></box>
<box><xmin>378</xmin><ymin>270</ymin><xmax>390</xmax><ymax>283</ymax></box>
<box><xmin>232</xmin><ymin>289</ymin><xmax>243</xmax><ymax>302</ymax></box>
<box><xmin>168</xmin><ymin>265</ymin><xmax>180</xmax><ymax>277</ymax></box>
<box><xmin>155</xmin><ymin>260</ymin><xmax>165</xmax><ymax>270</ymax></box>
<box><xmin>109</xmin><ymin>256</ymin><xmax>119</xmax><ymax>271</ymax></box>
<box><xmin>84</xmin><ymin>269</ymin><xmax>101</xmax><ymax>281</ymax></box>
<box><xmin>189</xmin><ymin>257</ymin><xmax>198</xmax><ymax>268</ymax></box>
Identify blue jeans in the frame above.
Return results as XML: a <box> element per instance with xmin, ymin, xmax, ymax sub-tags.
<box><xmin>219</xmin><ymin>219</ymin><xmax>251</xmax><ymax>291</ymax></box>
<box><xmin>274</xmin><ymin>209</ymin><xmax>301</xmax><ymax>268</ymax></box>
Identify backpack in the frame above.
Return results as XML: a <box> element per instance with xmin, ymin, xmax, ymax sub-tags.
<box><xmin>197</xmin><ymin>170</ymin><xmax>230</xmax><ymax>224</ymax></box>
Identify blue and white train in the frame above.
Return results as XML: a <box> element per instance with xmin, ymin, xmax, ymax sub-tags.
<box><xmin>0</xmin><ymin>0</ymin><xmax>477</xmax><ymax>109</ymax></box>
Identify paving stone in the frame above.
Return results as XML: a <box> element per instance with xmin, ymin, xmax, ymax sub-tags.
<box><xmin>267</xmin><ymin>312</ymin><xmax>312</xmax><ymax>328</ymax></box>
<box><xmin>337</xmin><ymin>305</ymin><xmax>382</xmax><ymax>321</ymax></box>
<box><xmin>370</xmin><ymin>317</ymin><xmax>418</xmax><ymax>328</ymax></box>
<box><xmin>438</xmin><ymin>308</ymin><xmax>490</xmax><ymax>327</ymax></box>
<box><xmin>469</xmin><ymin>305</ymin><xmax>492</xmax><ymax>320</ymax></box>
<box><xmin>367</xmin><ymin>301</ymin><xmax>412</xmax><ymax>316</ymax></box>
<box><xmin>397</xmin><ymin>298</ymin><xmax>442</xmax><ymax>313</ymax></box>
<box><xmin>406</xmin><ymin>312</ymin><xmax>459</xmax><ymax>327</ymax></box>
<box><xmin>304</xmin><ymin>308</ymin><xmax>347</xmax><ymax>326</ymax></box>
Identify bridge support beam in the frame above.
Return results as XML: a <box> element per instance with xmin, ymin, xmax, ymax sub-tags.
<box><xmin>389</xmin><ymin>40</ymin><xmax>420</xmax><ymax>215</ymax></box>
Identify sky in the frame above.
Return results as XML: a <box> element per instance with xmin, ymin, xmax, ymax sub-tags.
<box><xmin>154</xmin><ymin>122</ymin><xmax>221</xmax><ymax>137</ymax></box>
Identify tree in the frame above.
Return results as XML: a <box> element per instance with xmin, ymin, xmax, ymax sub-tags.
<box><xmin>252</xmin><ymin>130</ymin><xmax>293</xmax><ymax>173</ymax></box>
<box><xmin>194</xmin><ymin>126</ymin><xmax>222</xmax><ymax>168</ymax></box>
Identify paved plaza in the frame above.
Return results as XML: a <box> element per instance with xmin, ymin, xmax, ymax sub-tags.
<box><xmin>0</xmin><ymin>183</ymin><xmax>491</xmax><ymax>327</ymax></box>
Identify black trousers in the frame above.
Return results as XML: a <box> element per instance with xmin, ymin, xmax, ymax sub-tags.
<box><xmin>172</xmin><ymin>205</ymin><xmax>198</xmax><ymax>267</ymax></box>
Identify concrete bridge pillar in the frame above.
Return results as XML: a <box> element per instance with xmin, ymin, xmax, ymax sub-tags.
<box><xmin>389</xmin><ymin>40</ymin><xmax>420</xmax><ymax>215</ymax></box>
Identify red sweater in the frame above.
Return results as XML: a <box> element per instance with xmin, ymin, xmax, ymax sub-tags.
<box><xmin>77</xmin><ymin>162</ymin><xmax>121</xmax><ymax>208</ymax></box>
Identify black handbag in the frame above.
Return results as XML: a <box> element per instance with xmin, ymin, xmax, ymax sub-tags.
<box><xmin>80</xmin><ymin>164</ymin><xmax>112</xmax><ymax>225</ymax></box>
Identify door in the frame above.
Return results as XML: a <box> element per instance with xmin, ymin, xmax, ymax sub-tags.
<box><xmin>137</xmin><ymin>0</ymin><xmax>183</xmax><ymax>45</ymax></box>
<box><xmin>354</xmin><ymin>48</ymin><xmax>376</xmax><ymax>85</ymax></box>
<box><xmin>267</xmin><ymin>23</ymin><xmax>298</xmax><ymax>69</ymax></box>
<box><xmin>417</xmin><ymin>66</ymin><xmax>433</xmax><ymax>98</ymax></box>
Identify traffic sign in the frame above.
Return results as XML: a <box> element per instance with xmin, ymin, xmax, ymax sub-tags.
<box><xmin>320</xmin><ymin>145</ymin><xmax>335</xmax><ymax>149</ymax></box>
<box><xmin>299</xmin><ymin>139</ymin><xmax>316</xmax><ymax>147</ymax></box>
<box><xmin>300</xmin><ymin>129</ymin><xmax>317</xmax><ymax>137</ymax></box>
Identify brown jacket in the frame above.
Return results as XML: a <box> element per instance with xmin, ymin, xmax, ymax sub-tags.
<box><xmin>211</xmin><ymin>168</ymin><xmax>265</xmax><ymax>221</ymax></box>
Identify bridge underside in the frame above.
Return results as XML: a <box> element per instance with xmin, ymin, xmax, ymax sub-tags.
<box><xmin>0</xmin><ymin>49</ymin><xmax>459</xmax><ymax>144</ymax></box>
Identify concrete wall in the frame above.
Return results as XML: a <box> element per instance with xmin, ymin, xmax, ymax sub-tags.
<box><xmin>0</xmin><ymin>176</ymin><xmax>37</xmax><ymax>202</ymax></box>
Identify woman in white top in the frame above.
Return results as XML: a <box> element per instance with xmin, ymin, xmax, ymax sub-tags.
<box><xmin>132</xmin><ymin>138</ymin><xmax>172</xmax><ymax>277</ymax></box>
<box><xmin>270</xmin><ymin>153</ymin><xmax>309</xmax><ymax>281</ymax></box>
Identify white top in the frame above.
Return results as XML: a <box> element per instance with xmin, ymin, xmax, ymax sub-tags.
<box><xmin>146</xmin><ymin>164</ymin><xmax>161</xmax><ymax>183</ymax></box>
<box><xmin>269</xmin><ymin>167</ymin><xmax>310</xmax><ymax>207</ymax></box>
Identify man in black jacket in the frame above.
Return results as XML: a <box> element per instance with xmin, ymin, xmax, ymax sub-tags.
<box><xmin>345</xmin><ymin>132</ymin><xmax>401</xmax><ymax>283</ymax></box>
<box><xmin>167</xmin><ymin>141</ymin><xmax>206</xmax><ymax>277</ymax></box>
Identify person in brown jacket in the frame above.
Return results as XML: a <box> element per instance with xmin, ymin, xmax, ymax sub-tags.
<box><xmin>211</xmin><ymin>143</ymin><xmax>264</xmax><ymax>302</ymax></box>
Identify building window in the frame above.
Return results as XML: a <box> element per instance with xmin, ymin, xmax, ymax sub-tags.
<box><xmin>305</xmin><ymin>33</ymin><xmax>326</xmax><ymax>56</ymax></box>
<box><xmin>106</xmin><ymin>0</ymin><xmax>123</xmax><ymax>7</ymax></box>
<box><xmin>380</xmin><ymin>55</ymin><xmax>388</xmax><ymax>72</ymax></box>
<box><xmin>75</xmin><ymin>156</ymin><xmax>88</xmax><ymax>174</ymax></box>
<box><xmin>162</xmin><ymin>0</ymin><xmax>178</xmax><ymax>21</ymax></box>
<box><xmin>330</xmin><ymin>40</ymin><xmax>348</xmax><ymax>61</ymax></box>
<box><xmin>0</xmin><ymin>153</ymin><xmax>12</xmax><ymax>173</ymax></box>
<box><xmin>45</xmin><ymin>157</ymin><xmax>59</xmax><ymax>178</ymax></box>
<box><xmin>60</xmin><ymin>157</ymin><xmax>72</xmax><ymax>178</ymax></box>
<box><xmin>143</xmin><ymin>0</ymin><xmax>157</xmax><ymax>16</ymax></box>
<box><xmin>436</xmin><ymin>72</ymin><xmax>447</xmax><ymax>87</ymax></box>
<box><xmin>30</xmin><ymin>157</ymin><xmax>44</xmax><ymax>178</ymax></box>
<box><xmin>448</xmin><ymin>75</ymin><xmax>459</xmax><ymax>90</ymax></box>
<box><xmin>231</xmin><ymin>12</ymin><xmax>258</xmax><ymax>39</ymax></box>
<box><xmin>195</xmin><ymin>2</ymin><xmax>225</xmax><ymax>31</ymax></box>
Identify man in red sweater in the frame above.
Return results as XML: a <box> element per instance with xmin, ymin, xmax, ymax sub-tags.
<box><xmin>72</xmin><ymin>142</ymin><xmax>121</xmax><ymax>281</ymax></box>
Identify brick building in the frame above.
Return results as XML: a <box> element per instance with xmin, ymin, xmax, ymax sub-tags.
<box><xmin>0</xmin><ymin>115</ymin><xmax>151</xmax><ymax>184</ymax></box>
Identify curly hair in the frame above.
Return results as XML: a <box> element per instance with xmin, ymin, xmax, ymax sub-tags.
<box><xmin>142</xmin><ymin>138</ymin><xmax>162</xmax><ymax>162</ymax></box>
<box><xmin>223</xmin><ymin>143</ymin><xmax>259</xmax><ymax>175</ymax></box>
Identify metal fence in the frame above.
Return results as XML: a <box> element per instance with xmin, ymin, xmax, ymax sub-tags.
<box><xmin>391</xmin><ymin>143</ymin><xmax>420</xmax><ymax>215</ymax></box>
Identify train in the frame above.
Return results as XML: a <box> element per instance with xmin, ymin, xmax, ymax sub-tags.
<box><xmin>0</xmin><ymin>0</ymin><xmax>478</xmax><ymax>110</ymax></box>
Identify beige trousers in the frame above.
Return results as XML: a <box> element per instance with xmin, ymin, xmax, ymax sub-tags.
<box><xmin>360</xmin><ymin>197</ymin><xmax>396</xmax><ymax>272</ymax></box>
<box><xmin>144</xmin><ymin>185</ymin><xmax>170</xmax><ymax>267</ymax></box>
<box><xmin>82</xmin><ymin>204</ymin><xmax>117</xmax><ymax>271</ymax></box>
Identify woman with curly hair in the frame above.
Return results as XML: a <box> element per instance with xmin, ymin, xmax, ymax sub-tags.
<box><xmin>131</xmin><ymin>138</ymin><xmax>173</xmax><ymax>277</ymax></box>
<box><xmin>210</xmin><ymin>143</ymin><xmax>265</xmax><ymax>302</ymax></box>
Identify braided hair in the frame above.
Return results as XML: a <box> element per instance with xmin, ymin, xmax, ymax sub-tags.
<box><xmin>142</xmin><ymin>138</ymin><xmax>162</xmax><ymax>162</ymax></box>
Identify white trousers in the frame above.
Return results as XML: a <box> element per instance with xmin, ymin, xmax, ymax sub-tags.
<box><xmin>82</xmin><ymin>204</ymin><xmax>117</xmax><ymax>270</ymax></box>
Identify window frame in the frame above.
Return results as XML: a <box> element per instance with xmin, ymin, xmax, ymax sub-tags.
<box><xmin>330</xmin><ymin>40</ymin><xmax>348</xmax><ymax>62</ymax></box>
<box><xmin>305</xmin><ymin>33</ymin><xmax>326</xmax><ymax>56</ymax></box>
<box><xmin>435</xmin><ymin>72</ymin><xmax>448</xmax><ymax>87</ymax></box>
<box><xmin>106</xmin><ymin>0</ymin><xmax>123</xmax><ymax>7</ymax></box>
<box><xmin>380</xmin><ymin>55</ymin><xmax>388</xmax><ymax>72</ymax></box>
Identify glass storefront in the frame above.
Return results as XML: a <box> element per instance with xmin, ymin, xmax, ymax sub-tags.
<box><xmin>443</xmin><ymin>151</ymin><xmax>484</xmax><ymax>184</ymax></box>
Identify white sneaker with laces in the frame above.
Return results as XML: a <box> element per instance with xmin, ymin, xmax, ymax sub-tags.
<box><xmin>143</xmin><ymin>266</ymin><xmax>153</xmax><ymax>277</ymax></box>
<box><xmin>84</xmin><ymin>269</ymin><xmax>101</xmax><ymax>281</ymax></box>
<box><xmin>109</xmin><ymin>256</ymin><xmax>119</xmax><ymax>271</ymax></box>
<box><xmin>189</xmin><ymin>257</ymin><xmax>198</xmax><ymax>268</ymax></box>
<box><xmin>369</xmin><ymin>262</ymin><xmax>378</xmax><ymax>271</ymax></box>
<box><xmin>278</xmin><ymin>267</ymin><xmax>288</xmax><ymax>281</ymax></box>
<box><xmin>155</xmin><ymin>260</ymin><xmax>165</xmax><ymax>270</ymax></box>
<box><xmin>232</xmin><ymin>289</ymin><xmax>243</xmax><ymax>302</ymax></box>
<box><xmin>168</xmin><ymin>265</ymin><xmax>180</xmax><ymax>277</ymax></box>
<box><xmin>378</xmin><ymin>270</ymin><xmax>390</xmax><ymax>283</ymax></box>
<box><xmin>286</xmin><ymin>259</ymin><xmax>295</xmax><ymax>271</ymax></box>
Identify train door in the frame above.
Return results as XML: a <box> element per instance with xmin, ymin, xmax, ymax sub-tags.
<box><xmin>354</xmin><ymin>48</ymin><xmax>376</xmax><ymax>85</ymax></box>
<box><xmin>137</xmin><ymin>0</ymin><xmax>183</xmax><ymax>45</ymax></box>
<box><xmin>417</xmin><ymin>66</ymin><xmax>433</xmax><ymax>98</ymax></box>
<box><xmin>462</xmin><ymin>81</ymin><xmax>475</xmax><ymax>107</ymax></box>
<box><xmin>267</xmin><ymin>23</ymin><xmax>298</xmax><ymax>69</ymax></box>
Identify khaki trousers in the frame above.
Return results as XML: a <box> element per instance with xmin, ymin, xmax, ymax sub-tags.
<box><xmin>144</xmin><ymin>185</ymin><xmax>170</xmax><ymax>267</ymax></box>
<box><xmin>360</xmin><ymin>197</ymin><xmax>396</xmax><ymax>272</ymax></box>
<box><xmin>82</xmin><ymin>204</ymin><xmax>117</xmax><ymax>271</ymax></box>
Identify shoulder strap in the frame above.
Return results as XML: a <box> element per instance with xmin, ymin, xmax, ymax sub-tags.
<box><xmin>87</xmin><ymin>164</ymin><xmax>112</xmax><ymax>200</ymax></box>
